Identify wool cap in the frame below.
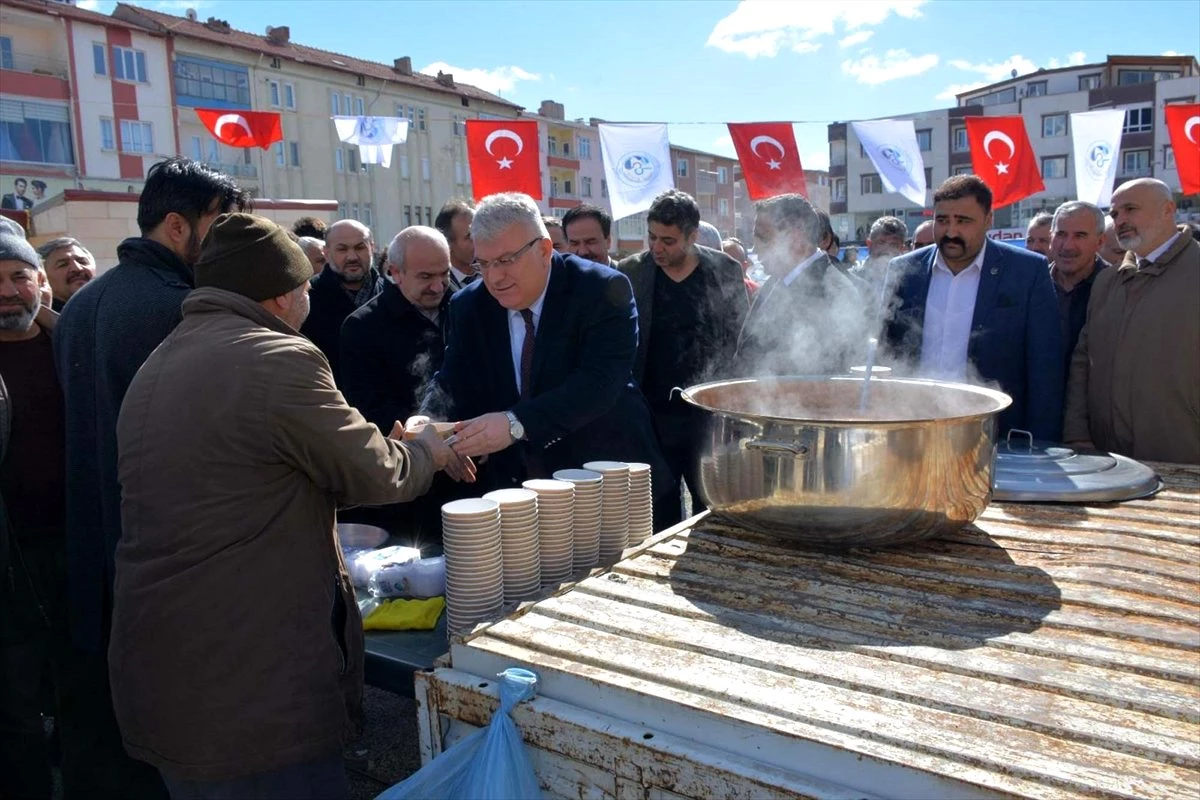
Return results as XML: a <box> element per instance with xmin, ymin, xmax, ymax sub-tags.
<box><xmin>0</xmin><ymin>216</ymin><xmax>40</xmax><ymax>271</ymax></box>
<box><xmin>194</xmin><ymin>213</ymin><xmax>313</xmax><ymax>301</ymax></box>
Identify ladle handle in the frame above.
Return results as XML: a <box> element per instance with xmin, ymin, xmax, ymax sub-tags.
<box><xmin>747</xmin><ymin>439</ymin><xmax>810</xmax><ymax>457</ymax></box>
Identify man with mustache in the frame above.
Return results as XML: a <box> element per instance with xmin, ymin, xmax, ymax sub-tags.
<box><xmin>1024</xmin><ymin>212</ymin><xmax>1053</xmax><ymax>257</ymax></box>
<box><xmin>884</xmin><ymin>175</ymin><xmax>1063</xmax><ymax>442</ymax></box>
<box><xmin>299</xmin><ymin>218</ymin><xmax>383</xmax><ymax>377</ymax></box>
<box><xmin>36</xmin><ymin>237</ymin><xmax>96</xmax><ymax>311</ymax></box>
<box><xmin>52</xmin><ymin>157</ymin><xmax>247</xmax><ymax>799</ymax></box>
<box><xmin>1047</xmin><ymin>201</ymin><xmax>1108</xmax><ymax>372</ymax></box>
<box><xmin>1064</xmin><ymin>178</ymin><xmax>1199</xmax><ymax>463</ymax></box>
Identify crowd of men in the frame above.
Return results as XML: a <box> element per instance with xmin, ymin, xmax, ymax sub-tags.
<box><xmin>1</xmin><ymin>153</ymin><xmax>1197</xmax><ymax>799</ymax></box>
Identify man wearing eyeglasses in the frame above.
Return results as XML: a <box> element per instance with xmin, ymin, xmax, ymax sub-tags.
<box><xmin>413</xmin><ymin>192</ymin><xmax>672</xmax><ymax>530</ymax></box>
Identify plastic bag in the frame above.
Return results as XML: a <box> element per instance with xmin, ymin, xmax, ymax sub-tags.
<box><xmin>375</xmin><ymin>667</ymin><xmax>542</xmax><ymax>800</ymax></box>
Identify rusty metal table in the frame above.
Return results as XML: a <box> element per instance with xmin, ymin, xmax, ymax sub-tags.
<box><xmin>419</xmin><ymin>462</ymin><xmax>1200</xmax><ymax>799</ymax></box>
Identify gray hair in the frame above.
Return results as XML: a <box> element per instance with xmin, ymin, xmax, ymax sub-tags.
<box><xmin>696</xmin><ymin>221</ymin><xmax>723</xmax><ymax>250</ymax></box>
<box><xmin>1052</xmin><ymin>201</ymin><xmax>1105</xmax><ymax>235</ymax></box>
<box><xmin>36</xmin><ymin>236</ymin><xmax>91</xmax><ymax>262</ymax></box>
<box><xmin>387</xmin><ymin>225</ymin><xmax>449</xmax><ymax>272</ymax></box>
<box><xmin>297</xmin><ymin>235</ymin><xmax>324</xmax><ymax>252</ymax></box>
<box><xmin>470</xmin><ymin>193</ymin><xmax>548</xmax><ymax>243</ymax></box>
<box><xmin>868</xmin><ymin>215</ymin><xmax>907</xmax><ymax>240</ymax></box>
<box><xmin>1026</xmin><ymin>212</ymin><xmax>1053</xmax><ymax>232</ymax></box>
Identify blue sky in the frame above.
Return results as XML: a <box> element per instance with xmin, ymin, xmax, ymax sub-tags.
<box><xmin>84</xmin><ymin>0</ymin><xmax>1198</xmax><ymax>171</ymax></box>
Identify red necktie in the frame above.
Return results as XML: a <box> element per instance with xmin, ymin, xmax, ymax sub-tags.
<box><xmin>519</xmin><ymin>308</ymin><xmax>535</xmax><ymax>400</ymax></box>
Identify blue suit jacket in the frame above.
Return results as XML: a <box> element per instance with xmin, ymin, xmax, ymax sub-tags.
<box><xmin>884</xmin><ymin>239</ymin><xmax>1064</xmax><ymax>441</ymax></box>
<box><xmin>423</xmin><ymin>252</ymin><xmax>669</xmax><ymax>497</ymax></box>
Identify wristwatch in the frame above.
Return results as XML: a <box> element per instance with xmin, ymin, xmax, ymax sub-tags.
<box><xmin>504</xmin><ymin>411</ymin><xmax>526</xmax><ymax>441</ymax></box>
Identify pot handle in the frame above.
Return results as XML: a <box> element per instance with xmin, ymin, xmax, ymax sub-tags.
<box><xmin>746</xmin><ymin>439</ymin><xmax>809</xmax><ymax>457</ymax></box>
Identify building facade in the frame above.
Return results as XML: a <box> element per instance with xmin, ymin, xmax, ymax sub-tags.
<box><xmin>828</xmin><ymin>54</ymin><xmax>1200</xmax><ymax>243</ymax></box>
<box><xmin>732</xmin><ymin>167</ymin><xmax>831</xmax><ymax>244</ymax></box>
<box><xmin>526</xmin><ymin>100</ymin><xmax>609</xmax><ymax>224</ymax></box>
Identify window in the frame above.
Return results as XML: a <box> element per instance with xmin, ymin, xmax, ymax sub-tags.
<box><xmin>452</xmin><ymin>114</ymin><xmax>465</xmax><ymax>136</ymax></box>
<box><xmin>119</xmin><ymin>120</ymin><xmax>153</xmax><ymax>154</ymax></box>
<box><xmin>206</xmin><ymin>138</ymin><xmax>219</xmax><ymax>162</ymax></box>
<box><xmin>676</xmin><ymin>158</ymin><xmax>688</xmax><ymax>178</ymax></box>
<box><xmin>404</xmin><ymin>105</ymin><xmax>415</xmax><ymax>127</ymax></box>
<box><xmin>952</xmin><ymin>126</ymin><xmax>968</xmax><ymax>153</ymax></box>
<box><xmin>92</xmin><ymin>42</ymin><xmax>106</xmax><ymax>76</ymax></box>
<box><xmin>0</xmin><ymin>36</ymin><xmax>12</xmax><ymax>71</ymax></box>
<box><xmin>455</xmin><ymin>160</ymin><xmax>465</xmax><ymax>184</ymax></box>
<box><xmin>284</xmin><ymin>83</ymin><xmax>295</xmax><ymax>109</ymax></box>
<box><xmin>1164</xmin><ymin>145</ymin><xmax>1175</xmax><ymax>170</ymax></box>
<box><xmin>417</xmin><ymin>107</ymin><xmax>426</xmax><ymax>131</ymax></box>
<box><xmin>550</xmin><ymin>176</ymin><xmax>559</xmax><ymax>196</ymax></box>
<box><xmin>601</xmin><ymin>178</ymin><xmax>608</xmax><ymax>198</ymax></box>
<box><xmin>335</xmin><ymin>149</ymin><xmax>344</xmax><ymax>172</ymax></box>
<box><xmin>1041</xmin><ymin>155</ymin><xmax>1067</xmax><ymax>179</ymax></box>
<box><xmin>1042</xmin><ymin>113</ymin><xmax>1067</xmax><ymax>138</ymax></box>
<box><xmin>111</xmin><ymin>46</ymin><xmax>148</xmax><ymax>83</ymax></box>
<box><xmin>718</xmin><ymin>198</ymin><xmax>729</xmax><ymax>215</ymax></box>
<box><xmin>341</xmin><ymin>95</ymin><xmax>351</xmax><ymax>116</ymax></box>
<box><xmin>188</xmin><ymin>134</ymin><xmax>201</xmax><ymax>161</ymax></box>
<box><xmin>274</xmin><ymin>141</ymin><xmax>285</xmax><ymax>167</ymax></box>
<box><xmin>331</xmin><ymin>92</ymin><xmax>341</xmax><ymax>116</ymax></box>
<box><xmin>924</xmin><ymin>166</ymin><xmax>933</xmax><ymax>186</ymax></box>
<box><xmin>1079</xmin><ymin>74</ymin><xmax>1101</xmax><ymax>91</ymax></box>
<box><xmin>1026</xmin><ymin>81</ymin><xmax>1047</xmax><ymax>97</ymax></box>
<box><xmin>1122</xmin><ymin>149</ymin><xmax>1151</xmax><ymax>176</ymax></box>
<box><xmin>562</xmin><ymin>139</ymin><xmax>571</xmax><ymax>157</ymax></box>
<box><xmin>861</xmin><ymin>174</ymin><xmax>882</xmax><ymax>194</ymax></box>
<box><xmin>355</xmin><ymin>96</ymin><xmax>365</xmax><ymax>117</ymax></box>
<box><xmin>351</xmin><ymin>203</ymin><xmax>359</xmax><ymax>220</ymax></box>
<box><xmin>563</xmin><ymin>179</ymin><xmax>573</xmax><ymax>195</ymax></box>
<box><xmin>174</xmin><ymin>56</ymin><xmax>251</xmax><ymax>107</ymax></box>
<box><xmin>718</xmin><ymin>166</ymin><xmax>729</xmax><ymax>183</ymax></box>
<box><xmin>916</xmin><ymin>128</ymin><xmax>932</xmax><ymax>152</ymax></box>
<box><xmin>400</xmin><ymin>156</ymin><xmax>410</xmax><ymax>179</ymax></box>
<box><xmin>425</xmin><ymin>206</ymin><xmax>432</xmax><ymax>226</ymax></box>
<box><xmin>832</xmin><ymin>177</ymin><xmax>846</xmax><ymax>202</ymax></box>
<box><xmin>269</xmin><ymin>80</ymin><xmax>281</xmax><ymax>107</ymax></box>
<box><xmin>830</xmin><ymin>140</ymin><xmax>846</xmax><ymax>167</ymax></box>
<box><xmin>581</xmin><ymin>176</ymin><xmax>592</xmax><ymax>197</ymax></box>
<box><xmin>421</xmin><ymin>156</ymin><xmax>430</xmax><ymax>181</ymax></box>
<box><xmin>1119</xmin><ymin>69</ymin><xmax>1180</xmax><ymax>85</ymax></box>
<box><xmin>579</xmin><ymin>137</ymin><xmax>591</xmax><ymax>159</ymax></box>
<box><xmin>289</xmin><ymin>141</ymin><xmax>300</xmax><ymax>167</ymax></box>
<box><xmin>977</xmin><ymin>87</ymin><xmax>1017</xmax><ymax>107</ymax></box>
<box><xmin>1123</xmin><ymin>107</ymin><xmax>1153</xmax><ymax>134</ymax></box>
<box><xmin>547</xmin><ymin>137</ymin><xmax>559</xmax><ymax>156</ymax></box>
<box><xmin>953</xmin><ymin>165</ymin><xmax>973</xmax><ymax>176</ymax></box>
<box><xmin>363</xmin><ymin>204</ymin><xmax>373</xmax><ymax>228</ymax></box>
<box><xmin>348</xmin><ymin>148</ymin><xmax>359</xmax><ymax>173</ymax></box>
<box><xmin>100</xmin><ymin>118</ymin><xmax>116</xmax><ymax>151</ymax></box>
<box><xmin>403</xmin><ymin>206</ymin><xmax>412</xmax><ymax>227</ymax></box>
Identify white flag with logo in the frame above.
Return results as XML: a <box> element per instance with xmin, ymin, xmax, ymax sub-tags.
<box><xmin>1070</xmin><ymin>109</ymin><xmax>1125</xmax><ymax>206</ymax></box>
<box><xmin>333</xmin><ymin>116</ymin><xmax>409</xmax><ymax>168</ymax></box>
<box><xmin>599</xmin><ymin>123</ymin><xmax>675</xmax><ymax>221</ymax></box>
<box><xmin>851</xmin><ymin>119</ymin><xmax>927</xmax><ymax>206</ymax></box>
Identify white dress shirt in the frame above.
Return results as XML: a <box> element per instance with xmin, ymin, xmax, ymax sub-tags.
<box><xmin>782</xmin><ymin>249</ymin><xmax>825</xmax><ymax>287</ymax></box>
<box><xmin>507</xmin><ymin>279</ymin><xmax>550</xmax><ymax>395</ymax></box>
<box><xmin>919</xmin><ymin>245</ymin><xmax>986</xmax><ymax>380</ymax></box>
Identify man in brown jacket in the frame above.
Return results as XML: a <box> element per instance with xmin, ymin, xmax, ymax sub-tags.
<box><xmin>1064</xmin><ymin>178</ymin><xmax>1199</xmax><ymax>464</ymax></box>
<box><xmin>110</xmin><ymin>214</ymin><xmax>467</xmax><ymax>798</ymax></box>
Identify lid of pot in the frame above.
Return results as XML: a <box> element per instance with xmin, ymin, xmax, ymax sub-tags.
<box><xmin>992</xmin><ymin>431</ymin><xmax>1162</xmax><ymax>503</ymax></box>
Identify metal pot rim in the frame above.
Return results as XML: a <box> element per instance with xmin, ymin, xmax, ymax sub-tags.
<box><xmin>679</xmin><ymin>375</ymin><xmax>1013</xmax><ymax>426</ymax></box>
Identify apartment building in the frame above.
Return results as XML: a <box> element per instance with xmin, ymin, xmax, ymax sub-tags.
<box><xmin>732</xmin><ymin>167</ymin><xmax>831</xmax><ymax>244</ymax></box>
<box><xmin>525</xmin><ymin>100</ymin><xmax>609</xmax><ymax>222</ymax></box>
<box><xmin>614</xmin><ymin>144</ymin><xmax>738</xmax><ymax>254</ymax></box>
<box><xmin>828</xmin><ymin>54</ymin><xmax>1199</xmax><ymax>244</ymax></box>
<box><xmin>1</xmin><ymin>0</ymin><xmax>523</xmax><ymax>239</ymax></box>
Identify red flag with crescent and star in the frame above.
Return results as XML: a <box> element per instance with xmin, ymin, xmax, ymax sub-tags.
<box><xmin>727</xmin><ymin>122</ymin><xmax>807</xmax><ymax>201</ymax></box>
<box><xmin>964</xmin><ymin>116</ymin><xmax>1044</xmax><ymax>209</ymax></box>
<box><xmin>466</xmin><ymin>119</ymin><xmax>542</xmax><ymax>200</ymax></box>
<box><xmin>1164</xmin><ymin>103</ymin><xmax>1200</xmax><ymax>196</ymax></box>
<box><xmin>195</xmin><ymin>109</ymin><xmax>282</xmax><ymax>150</ymax></box>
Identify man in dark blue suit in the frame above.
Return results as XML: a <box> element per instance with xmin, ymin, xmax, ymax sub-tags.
<box><xmin>884</xmin><ymin>175</ymin><xmax>1064</xmax><ymax>442</ymax></box>
<box><xmin>415</xmin><ymin>193</ymin><xmax>673</xmax><ymax>529</ymax></box>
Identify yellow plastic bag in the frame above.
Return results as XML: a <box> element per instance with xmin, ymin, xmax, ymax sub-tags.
<box><xmin>362</xmin><ymin>596</ymin><xmax>445</xmax><ymax>631</ymax></box>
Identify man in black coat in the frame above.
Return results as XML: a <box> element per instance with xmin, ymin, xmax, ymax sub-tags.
<box><xmin>300</xmin><ymin>219</ymin><xmax>383</xmax><ymax>377</ymax></box>
<box><xmin>1047</xmin><ymin>200</ymin><xmax>1108</xmax><ymax>373</ymax></box>
<box><xmin>617</xmin><ymin>190</ymin><xmax>749</xmax><ymax>525</ymax></box>
<box><xmin>52</xmin><ymin>157</ymin><xmax>247</xmax><ymax>799</ymax></box>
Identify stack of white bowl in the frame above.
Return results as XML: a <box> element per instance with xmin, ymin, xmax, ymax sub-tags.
<box><xmin>552</xmin><ymin>468</ymin><xmax>603</xmax><ymax>571</ymax></box>
<box><xmin>521</xmin><ymin>479</ymin><xmax>575</xmax><ymax>585</ymax></box>
<box><xmin>482</xmin><ymin>488</ymin><xmax>540</xmax><ymax>602</ymax></box>
<box><xmin>583</xmin><ymin>461</ymin><xmax>630</xmax><ymax>563</ymax></box>
<box><xmin>440</xmin><ymin>498</ymin><xmax>503</xmax><ymax>635</ymax></box>
<box><xmin>626</xmin><ymin>462</ymin><xmax>654</xmax><ymax>544</ymax></box>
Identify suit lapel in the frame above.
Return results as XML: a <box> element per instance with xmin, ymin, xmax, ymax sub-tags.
<box><xmin>970</xmin><ymin>240</ymin><xmax>1003</xmax><ymax>346</ymax></box>
<box><xmin>632</xmin><ymin>254</ymin><xmax>656</xmax><ymax>380</ymax></box>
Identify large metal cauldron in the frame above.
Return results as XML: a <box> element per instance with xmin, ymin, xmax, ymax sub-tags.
<box><xmin>680</xmin><ymin>377</ymin><xmax>1012</xmax><ymax>548</ymax></box>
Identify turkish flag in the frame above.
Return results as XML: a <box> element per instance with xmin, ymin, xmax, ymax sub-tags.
<box><xmin>195</xmin><ymin>109</ymin><xmax>283</xmax><ymax>150</ymax></box>
<box><xmin>466</xmin><ymin>120</ymin><xmax>542</xmax><ymax>200</ymax></box>
<box><xmin>965</xmin><ymin>116</ymin><xmax>1044</xmax><ymax>209</ymax></box>
<box><xmin>728</xmin><ymin>122</ymin><xmax>806</xmax><ymax>200</ymax></box>
<box><xmin>1165</xmin><ymin>103</ymin><xmax>1200</xmax><ymax>196</ymax></box>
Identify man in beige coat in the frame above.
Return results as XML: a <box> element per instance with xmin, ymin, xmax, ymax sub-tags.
<box><xmin>1064</xmin><ymin>179</ymin><xmax>1199</xmax><ymax>464</ymax></box>
<box><xmin>110</xmin><ymin>214</ymin><xmax>469</xmax><ymax>798</ymax></box>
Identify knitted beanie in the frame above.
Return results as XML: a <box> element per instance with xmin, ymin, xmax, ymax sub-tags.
<box><xmin>0</xmin><ymin>217</ymin><xmax>40</xmax><ymax>271</ymax></box>
<box><xmin>194</xmin><ymin>213</ymin><xmax>313</xmax><ymax>301</ymax></box>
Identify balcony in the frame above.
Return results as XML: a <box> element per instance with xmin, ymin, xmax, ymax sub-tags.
<box><xmin>1</xmin><ymin>49</ymin><xmax>69</xmax><ymax>80</ymax></box>
<box><xmin>696</xmin><ymin>171</ymin><xmax>718</xmax><ymax>194</ymax></box>
<box><xmin>204</xmin><ymin>161</ymin><xmax>258</xmax><ymax>179</ymax></box>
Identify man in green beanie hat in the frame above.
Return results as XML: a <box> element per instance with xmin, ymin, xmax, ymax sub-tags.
<box><xmin>109</xmin><ymin>213</ymin><xmax>472</xmax><ymax>798</ymax></box>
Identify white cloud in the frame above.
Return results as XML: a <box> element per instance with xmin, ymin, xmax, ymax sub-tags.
<box><xmin>803</xmin><ymin>148</ymin><xmax>830</xmax><ymax>171</ymax></box>
<box><xmin>76</xmin><ymin>0</ymin><xmax>100</xmax><ymax>8</ymax></box>
<box><xmin>419</xmin><ymin>62</ymin><xmax>540</xmax><ymax>96</ymax></box>
<box><xmin>842</xmin><ymin>49</ymin><xmax>939</xmax><ymax>85</ymax></box>
<box><xmin>839</xmin><ymin>31</ymin><xmax>874</xmax><ymax>48</ymax></box>
<box><xmin>1162</xmin><ymin>50</ymin><xmax>1180</xmax><ymax>56</ymax></box>
<box><xmin>949</xmin><ymin>50</ymin><xmax>1087</xmax><ymax>82</ymax></box>
<box><xmin>707</xmin><ymin>0</ymin><xmax>926</xmax><ymax>58</ymax></box>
